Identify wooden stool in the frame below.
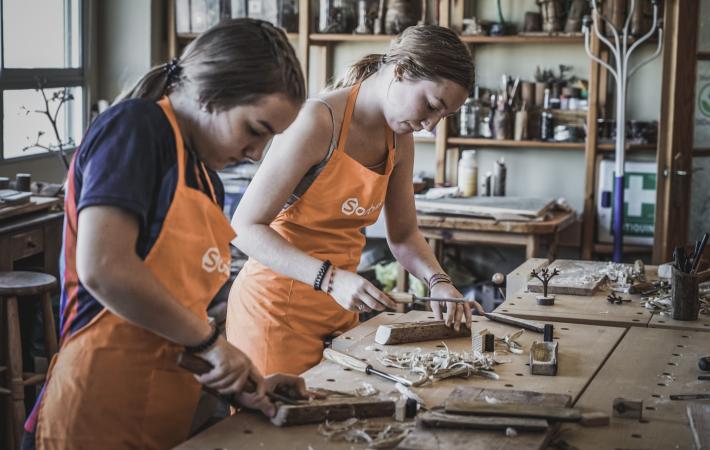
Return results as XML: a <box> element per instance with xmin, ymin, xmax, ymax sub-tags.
<box><xmin>0</xmin><ymin>271</ymin><xmax>58</xmax><ymax>450</ymax></box>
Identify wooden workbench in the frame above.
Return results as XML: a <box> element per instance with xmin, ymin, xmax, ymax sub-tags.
<box><xmin>416</xmin><ymin>209</ymin><xmax>576</xmax><ymax>261</ymax></box>
<box><xmin>501</xmin><ymin>258</ymin><xmax>710</xmax><ymax>333</ymax></box>
<box><xmin>175</xmin><ymin>310</ymin><xmax>624</xmax><ymax>449</ymax></box>
<box><xmin>560</xmin><ymin>326</ymin><xmax>709</xmax><ymax>450</ymax></box>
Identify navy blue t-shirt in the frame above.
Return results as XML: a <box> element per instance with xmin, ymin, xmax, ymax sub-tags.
<box><xmin>60</xmin><ymin>98</ymin><xmax>225</xmax><ymax>338</ymax></box>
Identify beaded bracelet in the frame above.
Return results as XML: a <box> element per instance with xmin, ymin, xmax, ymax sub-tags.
<box><xmin>314</xmin><ymin>260</ymin><xmax>332</xmax><ymax>291</ymax></box>
<box><xmin>185</xmin><ymin>321</ymin><xmax>220</xmax><ymax>354</ymax></box>
<box><xmin>428</xmin><ymin>273</ymin><xmax>452</xmax><ymax>291</ymax></box>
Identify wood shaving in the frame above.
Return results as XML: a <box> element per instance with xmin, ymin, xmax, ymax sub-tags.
<box><xmin>497</xmin><ymin>329</ymin><xmax>525</xmax><ymax>355</ymax></box>
<box><xmin>318</xmin><ymin>418</ymin><xmax>414</xmax><ymax>449</ymax></box>
<box><xmin>377</xmin><ymin>342</ymin><xmax>499</xmax><ymax>384</ymax></box>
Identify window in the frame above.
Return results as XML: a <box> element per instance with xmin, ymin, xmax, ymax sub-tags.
<box><xmin>0</xmin><ymin>0</ymin><xmax>85</xmax><ymax>162</ymax></box>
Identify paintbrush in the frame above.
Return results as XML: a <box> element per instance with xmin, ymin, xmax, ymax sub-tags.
<box><xmin>387</xmin><ymin>292</ymin><xmax>476</xmax><ymax>304</ymax></box>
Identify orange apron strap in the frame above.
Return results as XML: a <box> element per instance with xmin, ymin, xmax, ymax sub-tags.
<box><xmin>335</xmin><ymin>83</ymin><xmax>362</xmax><ymax>152</ymax></box>
<box><xmin>157</xmin><ymin>97</ymin><xmax>187</xmax><ymax>188</ymax></box>
<box><xmin>198</xmin><ymin>162</ymin><xmax>219</xmax><ymax>204</ymax></box>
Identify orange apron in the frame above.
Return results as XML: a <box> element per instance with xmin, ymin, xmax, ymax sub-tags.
<box><xmin>34</xmin><ymin>97</ymin><xmax>236</xmax><ymax>450</ymax></box>
<box><xmin>227</xmin><ymin>83</ymin><xmax>395</xmax><ymax>375</ymax></box>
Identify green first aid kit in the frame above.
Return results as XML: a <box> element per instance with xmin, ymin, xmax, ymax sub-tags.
<box><xmin>597</xmin><ymin>160</ymin><xmax>657</xmax><ymax>246</ymax></box>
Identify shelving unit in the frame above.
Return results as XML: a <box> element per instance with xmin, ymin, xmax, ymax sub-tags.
<box><xmin>167</xmin><ymin>1</ymin><xmax>686</xmax><ymax>263</ymax></box>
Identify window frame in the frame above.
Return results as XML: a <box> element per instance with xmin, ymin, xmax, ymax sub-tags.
<box><xmin>0</xmin><ymin>0</ymin><xmax>87</xmax><ymax>164</ymax></box>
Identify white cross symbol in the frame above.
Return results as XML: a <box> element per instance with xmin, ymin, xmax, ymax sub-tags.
<box><xmin>624</xmin><ymin>175</ymin><xmax>655</xmax><ymax>217</ymax></box>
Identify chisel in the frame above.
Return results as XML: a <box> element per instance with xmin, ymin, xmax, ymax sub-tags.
<box><xmin>323</xmin><ymin>348</ymin><xmax>413</xmax><ymax>386</ymax></box>
<box><xmin>387</xmin><ymin>292</ymin><xmax>476</xmax><ymax>304</ymax></box>
<box><xmin>177</xmin><ymin>352</ymin><xmax>299</xmax><ymax>405</ymax></box>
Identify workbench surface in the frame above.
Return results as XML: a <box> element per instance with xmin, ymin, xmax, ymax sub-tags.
<box><xmin>174</xmin><ymin>310</ymin><xmax>624</xmax><ymax>449</ymax></box>
<box><xmin>560</xmin><ymin>326</ymin><xmax>709</xmax><ymax>450</ymax></box>
<box><xmin>500</xmin><ymin>258</ymin><xmax>710</xmax><ymax>332</ymax></box>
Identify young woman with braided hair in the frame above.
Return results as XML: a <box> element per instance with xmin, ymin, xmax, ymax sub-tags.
<box><xmin>23</xmin><ymin>19</ymin><xmax>307</xmax><ymax>450</ymax></box>
<box><xmin>228</xmin><ymin>25</ymin><xmax>485</xmax><ymax>376</ymax></box>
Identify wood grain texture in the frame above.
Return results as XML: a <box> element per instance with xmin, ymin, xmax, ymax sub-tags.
<box><xmin>271</xmin><ymin>397</ymin><xmax>396</xmax><ymax>426</ymax></box>
<box><xmin>687</xmin><ymin>403</ymin><xmax>710</xmax><ymax>450</ymax></box>
<box><xmin>561</xmin><ymin>327</ymin><xmax>710</xmax><ymax>449</ymax></box>
<box><xmin>0</xmin><ymin>271</ymin><xmax>56</xmax><ymax>296</ymax></box>
<box><xmin>375</xmin><ymin>320</ymin><xmax>471</xmax><ymax>345</ymax></box>
<box><xmin>417</xmin><ymin>411</ymin><xmax>550</xmax><ymax>431</ymax></box>
<box><xmin>526</xmin><ymin>260</ymin><xmax>608</xmax><ymax>296</ymax></box>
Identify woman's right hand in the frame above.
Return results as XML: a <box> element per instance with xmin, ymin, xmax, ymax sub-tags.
<box><xmin>325</xmin><ymin>268</ymin><xmax>398</xmax><ymax>313</ymax></box>
<box><xmin>195</xmin><ymin>335</ymin><xmax>266</xmax><ymax>399</ymax></box>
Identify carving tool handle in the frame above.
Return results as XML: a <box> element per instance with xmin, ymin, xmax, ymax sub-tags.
<box><xmin>387</xmin><ymin>292</ymin><xmax>416</xmax><ymax>304</ymax></box>
<box><xmin>323</xmin><ymin>348</ymin><xmax>370</xmax><ymax>373</ymax></box>
<box><xmin>177</xmin><ymin>353</ymin><xmax>299</xmax><ymax>405</ymax></box>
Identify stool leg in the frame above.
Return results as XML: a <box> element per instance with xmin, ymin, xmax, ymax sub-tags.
<box><xmin>7</xmin><ymin>296</ymin><xmax>25</xmax><ymax>449</ymax></box>
<box><xmin>41</xmin><ymin>292</ymin><xmax>58</xmax><ymax>357</ymax></box>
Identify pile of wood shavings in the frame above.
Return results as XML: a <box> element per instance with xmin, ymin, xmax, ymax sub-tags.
<box><xmin>642</xmin><ymin>285</ymin><xmax>710</xmax><ymax>316</ymax></box>
<box><xmin>376</xmin><ymin>342</ymin><xmax>500</xmax><ymax>384</ymax></box>
<box><xmin>318</xmin><ymin>418</ymin><xmax>414</xmax><ymax>449</ymax></box>
<box><xmin>497</xmin><ymin>329</ymin><xmax>525</xmax><ymax>354</ymax></box>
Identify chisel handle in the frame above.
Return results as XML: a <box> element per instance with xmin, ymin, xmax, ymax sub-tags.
<box><xmin>323</xmin><ymin>348</ymin><xmax>370</xmax><ymax>373</ymax></box>
<box><xmin>387</xmin><ymin>292</ymin><xmax>474</xmax><ymax>304</ymax></box>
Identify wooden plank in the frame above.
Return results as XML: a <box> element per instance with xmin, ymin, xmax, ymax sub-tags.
<box><xmin>415</xmin><ymin>197</ymin><xmax>555</xmax><ymax>219</ymax></box>
<box><xmin>417</xmin><ymin>210</ymin><xmax>575</xmax><ymax>235</ymax></box>
<box><xmin>561</xmin><ymin>327</ymin><xmax>710</xmax><ymax>449</ymax></box>
<box><xmin>653</xmin><ymin>0</ymin><xmax>699</xmax><ymax>263</ymax></box>
<box><xmin>0</xmin><ymin>196</ymin><xmax>60</xmax><ymax>221</ymax></box>
<box><xmin>374</xmin><ymin>320</ymin><xmax>470</xmax><ymax>345</ymax></box>
<box><xmin>446</xmin><ymin>137</ymin><xmax>585</xmax><ymax>149</ymax></box>
<box><xmin>271</xmin><ymin>397</ymin><xmax>396</xmax><ymax>426</ymax></box>
<box><xmin>417</xmin><ymin>411</ymin><xmax>549</xmax><ymax>432</ymax></box>
<box><xmin>525</xmin><ymin>260</ymin><xmax>609</xmax><ymax>296</ymax></box>
<box><xmin>444</xmin><ymin>403</ymin><xmax>580</xmax><ymax>422</ymax></box>
<box><xmin>444</xmin><ymin>386</ymin><xmax>572</xmax><ymax>409</ymax></box>
<box><xmin>687</xmin><ymin>403</ymin><xmax>710</xmax><ymax>450</ymax></box>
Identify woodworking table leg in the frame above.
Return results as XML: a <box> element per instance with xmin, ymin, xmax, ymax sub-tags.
<box><xmin>546</xmin><ymin>233</ymin><xmax>560</xmax><ymax>262</ymax></box>
<box><xmin>526</xmin><ymin>235</ymin><xmax>542</xmax><ymax>259</ymax></box>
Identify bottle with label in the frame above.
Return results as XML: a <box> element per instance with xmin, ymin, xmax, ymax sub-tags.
<box><xmin>540</xmin><ymin>88</ymin><xmax>554</xmax><ymax>141</ymax></box>
<box><xmin>459</xmin><ymin>85</ymin><xmax>482</xmax><ymax>137</ymax></box>
<box><xmin>457</xmin><ymin>150</ymin><xmax>478</xmax><ymax>197</ymax></box>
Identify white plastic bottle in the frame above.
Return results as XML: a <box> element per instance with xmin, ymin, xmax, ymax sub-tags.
<box><xmin>457</xmin><ymin>150</ymin><xmax>478</xmax><ymax>197</ymax></box>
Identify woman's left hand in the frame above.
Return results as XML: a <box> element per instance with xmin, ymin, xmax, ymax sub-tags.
<box><xmin>429</xmin><ymin>283</ymin><xmax>484</xmax><ymax>332</ymax></box>
<box><xmin>238</xmin><ymin>374</ymin><xmax>319</xmax><ymax>417</ymax></box>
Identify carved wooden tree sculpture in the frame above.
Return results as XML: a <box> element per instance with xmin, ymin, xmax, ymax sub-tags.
<box><xmin>530</xmin><ymin>267</ymin><xmax>560</xmax><ymax>298</ymax></box>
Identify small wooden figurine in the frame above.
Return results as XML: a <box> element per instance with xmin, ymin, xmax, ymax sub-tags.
<box><xmin>530</xmin><ymin>267</ymin><xmax>560</xmax><ymax>305</ymax></box>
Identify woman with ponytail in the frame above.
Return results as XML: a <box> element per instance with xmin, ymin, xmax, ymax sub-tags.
<box><xmin>23</xmin><ymin>19</ymin><xmax>307</xmax><ymax>450</ymax></box>
<box><xmin>227</xmin><ymin>25</ymin><xmax>484</xmax><ymax>376</ymax></box>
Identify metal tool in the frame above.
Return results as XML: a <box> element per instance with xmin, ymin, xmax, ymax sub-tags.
<box><xmin>691</xmin><ymin>233</ymin><xmax>708</xmax><ymax>274</ymax></box>
<box><xmin>323</xmin><ymin>348</ymin><xmax>413</xmax><ymax>386</ymax></box>
<box><xmin>177</xmin><ymin>353</ymin><xmax>299</xmax><ymax>405</ymax></box>
<box><xmin>669</xmin><ymin>394</ymin><xmax>710</xmax><ymax>401</ymax></box>
<box><xmin>582</xmin><ymin>0</ymin><xmax>663</xmax><ymax>262</ymax></box>
<box><xmin>387</xmin><ymin>292</ymin><xmax>477</xmax><ymax>305</ymax></box>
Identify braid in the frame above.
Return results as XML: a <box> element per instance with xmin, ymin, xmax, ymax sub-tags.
<box><xmin>258</xmin><ymin>21</ymin><xmax>306</xmax><ymax>102</ymax></box>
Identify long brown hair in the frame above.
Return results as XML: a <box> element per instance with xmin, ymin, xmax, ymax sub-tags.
<box><xmin>333</xmin><ymin>25</ymin><xmax>474</xmax><ymax>92</ymax></box>
<box><xmin>116</xmin><ymin>19</ymin><xmax>305</xmax><ymax>111</ymax></box>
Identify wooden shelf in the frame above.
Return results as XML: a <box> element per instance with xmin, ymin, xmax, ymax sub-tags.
<box><xmin>447</xmin><ymin>137</ymin><xmax>585</xmax><ymax>149</ymax></box>
<box><xmin>178</xmin><ymin>31</ymin><xmax>299</xmax><ymax>41</ymax></box>
<box><xmin>309</xmin><ymin>33</ymin><xmax>393</xmax><ymax>42</ymax></box>
<box><xmin>460</xmin><ymin>34</ymin><xmax>584</xmax><ymax>44</ymax></box>
<box><xmin>593</xmin><ymin>243</ymin><xmax>653</xmax><ymax>254</ymax></box>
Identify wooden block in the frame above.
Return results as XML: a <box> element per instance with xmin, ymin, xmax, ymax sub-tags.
<box><xmin>444</xmin><ymin>386</ymin><xmax>572</xmax><ymax>409</ymax></box>
<box><xmin>417</xmin><ymin>410</ymin><xmax>550</xmax><ymax>432</ymax></box>
<box><xmin>472</xmin><ymin>331</ymin><xmax>494</xmax><ymax>353</ymax></box>
<box><xmin>527</xmin><ymin>260</ymin><xmax>608</xmax><ymax>296</ymax></box>
<box><xmin>374</xmin><ymin>320</ymin><xmax>470</xmax><ymax>345</ymax></box>
<box><xmin>443</xmin><ymin>402</ymin><xmax>581</xmax><ymax>422</ymax></box>
<box><xmin>612</xmin><ymin>397</ymin><xmax>643</xmax><ymax>419</ymax></box>
<box><xmin>530</xmin><ymin>341</ymin><xmax>558</xmax><ymax>376</ymax></box>
<box><xmin>270</xmin><ymin>397</ymin><xmax>396</xmax><ymax>426</ymax></box>
<box><xmin>580</xmin><ymin>411</ymin><xmax>610</xmax><ymax>427</ymax></box>
<box><xmin>687</xmin><ymin>403</ymin><xmax>710</xmax><ymax>450</ymax></box>
<box><xmin>536</xmin><ymin>295</ymin><xmax>555</xmax><ymax>305</ymax></box>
